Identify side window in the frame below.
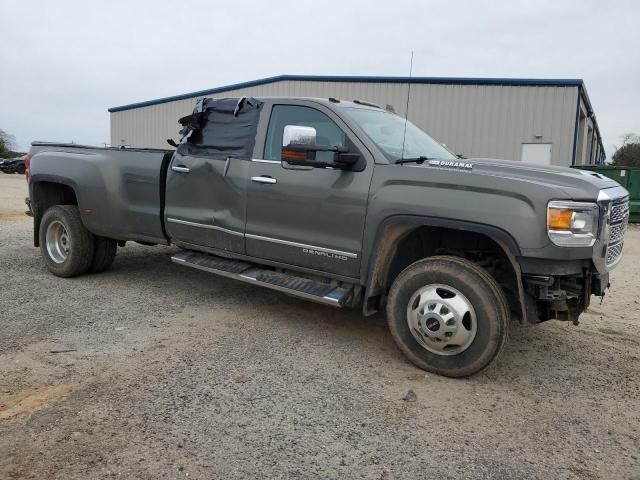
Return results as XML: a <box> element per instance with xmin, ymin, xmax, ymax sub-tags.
<box><xmin>264</xmin><ymin>105</ymin><xmax>347</xmax><ymax>162</ymax></box>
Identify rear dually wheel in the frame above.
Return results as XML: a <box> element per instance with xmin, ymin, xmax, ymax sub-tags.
<box><xmin>39</xmin><ymin>205</ymin><xmax>95</xmax><ymax>278</ymax></box>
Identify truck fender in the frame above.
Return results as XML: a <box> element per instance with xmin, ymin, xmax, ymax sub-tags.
<box><xmin>30</xmin><ymin>174</ymin><xmax>82</xmax><ymax>204</ymax></box>
<box><xmin>30</xmin><ymin>174</ymin><xmax>84</xmax><ymax>247</ymax></box>
<box><xmin>361</xmin><ymin>215</ymin><xmax>527</xmax><ymax>323</ymax></box>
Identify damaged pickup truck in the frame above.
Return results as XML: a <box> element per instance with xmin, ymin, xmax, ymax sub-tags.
<box><xmin>26</xmin><ymin>96</ymin><xmax>629</xmax><ymax>377</ymax></box>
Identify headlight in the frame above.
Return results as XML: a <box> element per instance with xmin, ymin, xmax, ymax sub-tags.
<box><xmin>547</xmin><ymin>201</ymin><xmax>599</xmax><ymax>246</ymax></box>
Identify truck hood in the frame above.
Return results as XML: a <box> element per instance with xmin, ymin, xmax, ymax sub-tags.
<box><xmin>430</xmin><ymin>157</ymin><xmax>619</xmax><ymax>199</ymax></box>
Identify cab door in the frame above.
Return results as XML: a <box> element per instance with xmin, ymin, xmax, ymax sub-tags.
<box><xmin>164</xmin><ymin>145</ymin><xmax>248</xmax><ymax>253</ymax></box>
<box><xmin>245</xmin><ymin>102</ymin><xmax>374</xmax><ymax>278</ymax></box>
<box><xmin>164</xmin><ymin>97</ymin><xmax>262</xmax><ymax>253</ymax></box>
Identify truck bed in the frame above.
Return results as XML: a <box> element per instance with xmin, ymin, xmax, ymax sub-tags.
<box><xmin>29</xmin><ymin>142</ymin><xmax>174</xmax><ymax>244</ymax></box>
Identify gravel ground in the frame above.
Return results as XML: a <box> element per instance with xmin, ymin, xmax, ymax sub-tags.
<box><xmin>1</xmin><ymin>173</ymin><xmax>639</xmax><ymax>479</ymax></box>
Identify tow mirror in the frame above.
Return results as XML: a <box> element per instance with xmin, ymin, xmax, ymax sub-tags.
<box><xmin>281</xmin><ymin>125</ymin><xmax>359</xmax><ymax>170</ymax></box>
<box><xmin>281</xmin><ymin>125</ymin><xmax>318</xmax><ymax>166</ymax></box>
<box><xmin>283</xmin><ymin>125</ymin><xmax>316</xmax><ymax>148</ymax></box>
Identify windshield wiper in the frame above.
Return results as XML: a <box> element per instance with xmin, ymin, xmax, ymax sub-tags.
<box><xmin>395</xmin><ymin>156</ymin><xmax>430</xmax><ymax>165</ymax></box>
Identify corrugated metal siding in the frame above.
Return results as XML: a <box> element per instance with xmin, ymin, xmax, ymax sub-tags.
<box><xmin>110</xmin><ymin>81</ymin><xmax>579</xmax><ymax>166</ymax></box>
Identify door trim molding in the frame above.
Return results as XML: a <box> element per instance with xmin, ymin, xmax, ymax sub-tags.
<box><xmin>251</xmin><ymin>158</ymin><xmax>280</xmax><ymax>164</ymax></box>
<box><xmin>167</xmin><ymin>217</ymin><xmax>358</xmax><ymax>259</ymax></box>
<box><xmin>245</xmin><ymin>233</ymin><xmax>358</xmax><ymax>258</ymax></box>
<box><xmin>167</xmin><ymin>217</ymin><xmax>244</xmax><ymax>237</ymax></box>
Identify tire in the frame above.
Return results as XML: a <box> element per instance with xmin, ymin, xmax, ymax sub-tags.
<box><xmin>90</xmin><ymin>236</ymin><xmax>117</xmax><ymax>273</ymax></box>
<box><xmin>386</xmin><ymin>255</ymin><xmax>509</xmax><ymax>378</ymax></box>
<box><xmin>39</xmin><ymin>205</ymin><xmax>95</xmax><ymax>278</ymax></box>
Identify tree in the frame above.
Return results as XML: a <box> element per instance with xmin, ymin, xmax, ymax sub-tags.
<box><xmin>612</xmin><ymin>133</ymin><xmax>640</xmax><ymax>167</ymax></box>
<box><xmin>0</xmin><ymin>129</ymin><xmax>26</xmax><ymax>159</ymax></box>
<box><xmin>0</xmin><ymin>128</ymin><xmax>17</xmax><ymax>157</ymax></box>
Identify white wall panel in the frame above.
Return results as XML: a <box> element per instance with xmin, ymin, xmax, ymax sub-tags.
<box><xmin>110</xmin><ymin>81</ymin><xmax>580</xmax><ymax>166</ymax></box>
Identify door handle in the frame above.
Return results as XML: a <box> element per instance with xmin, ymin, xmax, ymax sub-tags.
<box><xmin>251</xmin><ymin>176</ymin><xmax>277</xmax><ymax>184</ymax></box>
<box><xmin>171</xmin><ymin>165</ymin><xmax>190</xmax><ymax>173</ymax></box>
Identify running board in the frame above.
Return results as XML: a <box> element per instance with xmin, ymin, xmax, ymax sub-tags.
<box><xmin>171</xmin><ymin>250</ymin><xmax>353</xmax><ymax>307</ymax></box>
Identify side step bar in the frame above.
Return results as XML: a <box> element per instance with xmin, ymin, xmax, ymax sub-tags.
<box><xmin>171</xmin><ymin>250</ymin><xmax>353</xmax><ymax>307</ymax></box>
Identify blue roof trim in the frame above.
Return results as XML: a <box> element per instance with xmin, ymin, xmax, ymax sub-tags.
<box><xmin>108</xmin><ymin>74</ymin><xmax>584</xmax><ymax>112</ymax></box>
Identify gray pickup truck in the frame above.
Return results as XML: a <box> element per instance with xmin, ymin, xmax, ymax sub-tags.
<box><xmin>27</xmin><ymin>96</ymin><xmax>630</xmax><ymax>377</ymax></box>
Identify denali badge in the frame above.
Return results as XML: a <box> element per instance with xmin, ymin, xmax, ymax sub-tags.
<box><xmin>302</xmin><ymin>248</ymin><xmax>348</xmax><ymax>261</ymax></box>
<box><xmin>428</xmin><ymin>159</ymin><xmax>473</xmax><ymax>170</ymax></box>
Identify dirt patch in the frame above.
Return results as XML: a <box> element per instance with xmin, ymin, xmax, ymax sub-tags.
<box><xmin>0</xmin><ymin>384</ymin><xmax>72</xmax><ymax>421</ymax></box>
<box><xmin>0</xmin><ymin>211</ymin><xmax>27</xmax><ymax>221</ymax></box>
<box><xmin>598</xmin><ymin>328</ymin><xmax>623</xmax><ymax>336</ymax></box>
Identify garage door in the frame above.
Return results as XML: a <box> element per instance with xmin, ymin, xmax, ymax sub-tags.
<box><xmin>521</xmin><ymin>143</ymin><xmax>552</xmax><ymax>165</ymax></box>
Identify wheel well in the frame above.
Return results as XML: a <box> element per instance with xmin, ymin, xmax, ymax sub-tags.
<box><xmin>365</xmin><ymin>225</ymin><xmax>523</xmax><ymax>320</ymax></box>
<box><xmin>32</xmin><ymin>181</ymin><xmax>78</xmax><ymax>247</ymax></box>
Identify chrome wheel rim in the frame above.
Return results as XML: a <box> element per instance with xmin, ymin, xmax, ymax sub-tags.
<box><xmin>46</xmin><ymin>220</ymin><xmax>70</xmax><ymax>264</ymax></box>
<box><xmin>406</xmin><ymin>284</ymin><xmax>477</xmax><ymax>356</ymax></box>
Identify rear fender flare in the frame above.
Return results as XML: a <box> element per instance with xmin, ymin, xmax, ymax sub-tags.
<box><xmin>30</xmin><ymin>174</ymin><xmax>84</xmax><ymax>246</ymax></box>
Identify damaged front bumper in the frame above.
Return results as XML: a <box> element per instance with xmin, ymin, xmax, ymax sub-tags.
<box><xmin>519</xmin><ymin>187</ymin><xmax>629</xmax><ymax>324</ymax></box>
<box><xmin>522</xmin><ymin>270</ymin><xmax>609</xmax><ymax>324</ymax></box>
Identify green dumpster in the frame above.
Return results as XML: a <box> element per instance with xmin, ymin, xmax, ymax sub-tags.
<box><xmin>572</xmin><ymin>165</ymin><xmax>639</xmax><ymax>223</ymax></box>
<box><xmin>630</xmin><ymin>169</ymin><xmax>640</xmax><ymax>223</ymax></box>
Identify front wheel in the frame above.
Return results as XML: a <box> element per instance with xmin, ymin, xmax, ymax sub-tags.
<box><xmin>39</xmin><ymin>205</ymin><xmax>95</xmax><ymax>278</ymax></box>
<box><xmin>386</xmin><ymin>256</ymin><xmax>509</xmax><ymax>378</ymax></box>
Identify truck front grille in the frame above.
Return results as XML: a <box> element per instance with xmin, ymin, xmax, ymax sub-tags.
<box><xmin>609</xmin><ymin>223</ymin><xmax>626</xmax><ymax>244</ymax></box>
<box><xmin>606</xmin><ymin>197</ymin><xmax>629</xmax><ymax>267</ymax></box>
<box><xmin>606</xmin><ymin>242</ymin><xmax>624</xmax><ymax>266</ymax></box>
<box><xmin>611</xmin><ymin>200</ymin><xmax>629</xmax><ymax>224</ymax></box>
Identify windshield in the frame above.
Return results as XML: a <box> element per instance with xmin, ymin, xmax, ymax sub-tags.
<box><xmin>343</xmin><ymin>107</ymin><xmax>456</xmax><ymax>162</ymax></box>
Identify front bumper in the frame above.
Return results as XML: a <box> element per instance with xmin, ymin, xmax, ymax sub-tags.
<box><xmin>519</xmin><ymin>255</ymin><xmax>609</xmax><ymax>324</ymax></box>
<box><xmin>521</xmin><ymin>269</ymin><xmax>605</xmax><ymax>323</ymax></box>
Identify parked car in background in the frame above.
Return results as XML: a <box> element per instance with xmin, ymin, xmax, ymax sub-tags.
<box><xmin>0</xmin><ymin>156</ymin><xmax>26</xmax><ymax>174</ymax></box>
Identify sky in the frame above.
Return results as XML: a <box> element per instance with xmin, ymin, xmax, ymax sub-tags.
<box><xmin>1</xmin><ymin>0</ymin><xmax>638</xmax><ymax>158</ymax></box>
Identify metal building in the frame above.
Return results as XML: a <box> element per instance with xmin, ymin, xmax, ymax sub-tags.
<box><xmin>109</xmin><ymin>75</ymin><xmax>605</xmax><ymax>166</ymax></box>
